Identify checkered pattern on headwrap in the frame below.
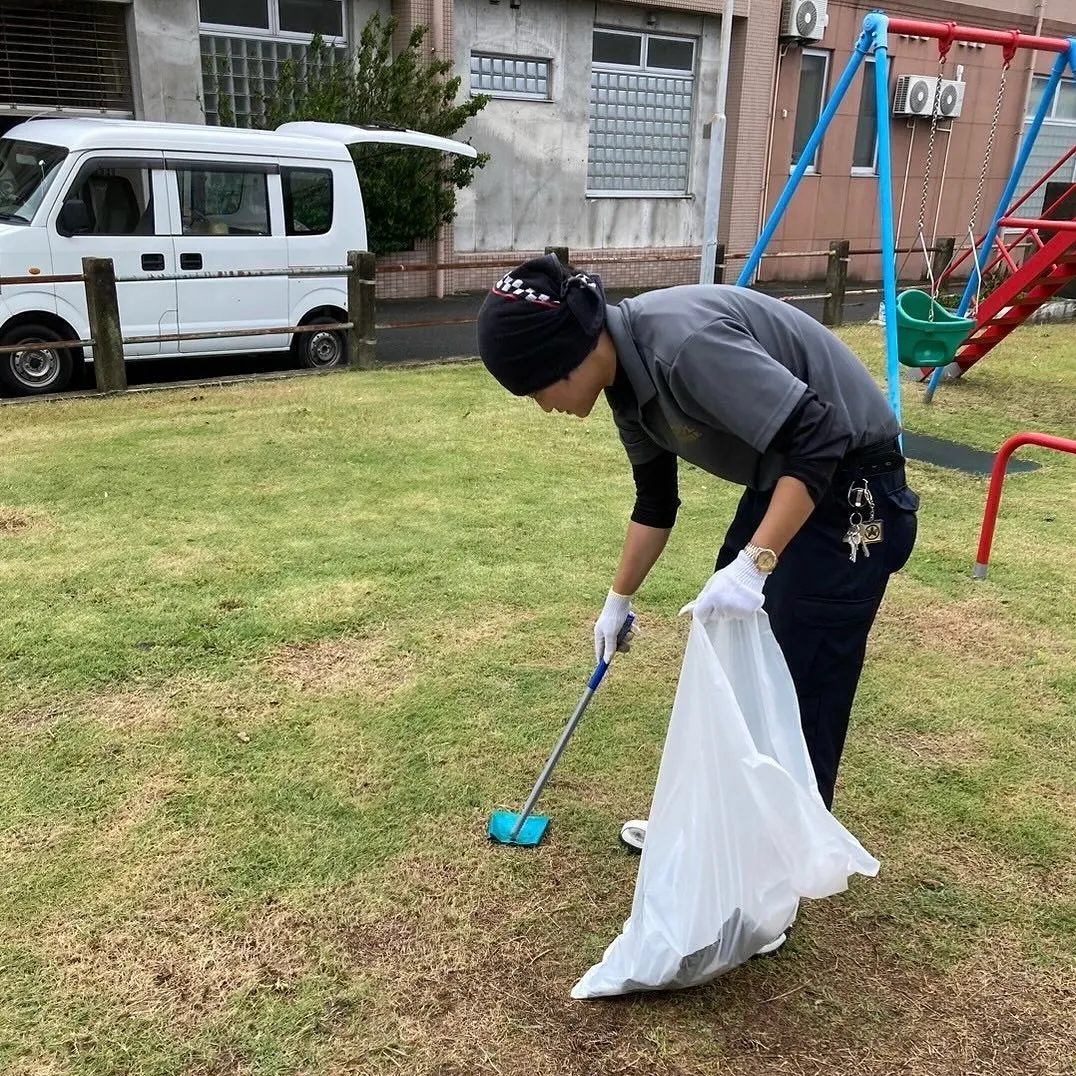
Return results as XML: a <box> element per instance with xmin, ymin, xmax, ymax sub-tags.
<box><xmin>477</xmin><ymin>254</ymin><xmax>607</xmax><ymax>396</ymax></box>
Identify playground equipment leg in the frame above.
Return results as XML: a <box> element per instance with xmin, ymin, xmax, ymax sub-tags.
<box><xmin>974</xmin><ymin>431</ymin><xmax>1076</xmax><ymax>579</ymax></box>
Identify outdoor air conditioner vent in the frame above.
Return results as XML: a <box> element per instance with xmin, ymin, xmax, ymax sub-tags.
<box><xmin>894</xmin><ymin>74</ymin><xmax>937</xmax><ymax>117</ymax></box>
<box><xmin>937</xmin><ymin>78</ymin><xmax>966</xmax><ymax>118</ymax></box>
<box><xmin>893</xmin><ymin>75</ymin><xmax>965</xmax><ymax>119</ymax></box>
<box><xmin>781</xmin><ymin>0</ymin><xmax>827</xmax><ymax>42</ymax></box>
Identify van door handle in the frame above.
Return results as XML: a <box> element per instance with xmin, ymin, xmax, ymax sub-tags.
<box><xmin>141</xmin><ymin>253</ymin><xmax>165</xmax><ymax>271</ymax></box>
<box><xmin>180</xmin><ymin>253</ymin><xmax>203</xmax><ymax>271</ymax></box>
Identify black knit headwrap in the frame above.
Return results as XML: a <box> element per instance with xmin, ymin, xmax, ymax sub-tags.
<box><xmin>475</xmin><ymin>254</ymin><xmax>606</xmax><ymax>396</ymax></box>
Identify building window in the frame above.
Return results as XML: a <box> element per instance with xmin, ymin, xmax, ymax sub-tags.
<box><xmin>852</xmin><ymin>57</ymin><xmax>879</xmax><ymax>174</ymax></box>
<box><xmin>199</xmin><ymin>0</ymin><xmax>344</xmax><ymax>38</ymax></box>
<box><xmin>587</xmin><ymin>29</ymin><xmax>696</xmax><ymax>196</ymax></box>
<box><xmin>0</xmin><ymin>0</ymin><xmax>134</xmax><ymax>115</ymax></box>
<box><xmin>470</xmin><ymin>54</ymin><xmax>551</xmax><ymax>100</ymax></box>
<box><xmin>791</xmin><ymin>49</ymin><xmax>829</xmax><ymax>173</ymax></box>
<box><xmin>1028</xmin><ymin>74</ymin><xmax>1076</xmax><ymax>123</ymax></box>
<box><xmin>1015</xmin><ymin>76</ymin><xmax>1076</xmax><ymax>215</ymax></box>
<box><xmin>200</xmin><ymin>0</ymin><xmax>345</xmax><ymax>127</ymax></box>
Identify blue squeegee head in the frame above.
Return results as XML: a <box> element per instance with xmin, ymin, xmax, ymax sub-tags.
<box><xmin>488</xmin><ymin>810</ymin><xmax>550</xmax><ymax>847</ymax></box>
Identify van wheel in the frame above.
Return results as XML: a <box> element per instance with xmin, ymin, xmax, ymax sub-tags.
<box><xmin>0</xmin><ymin>324</ymin><xmax>74</xmax><ymax>395</ymax></box>
<box><xmin>295</xmin><ymin>316</ymin><xmax>346</xmax><ymax>370</ymax></box>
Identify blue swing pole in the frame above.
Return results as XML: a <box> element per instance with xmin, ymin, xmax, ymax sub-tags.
<box><xmin>736</xmin><ymin>27</ymin><xmax>874</xmax><ymax>288</ymax></box>
<box><xmin>925</xmin><ymin>43</ymin><xmax>1076</xmax><ymax>402</ymax></box>
<box><xmin>867</xmin><ymin>13</ymin><xmax>902</xmax><ymax>428</ymax></box>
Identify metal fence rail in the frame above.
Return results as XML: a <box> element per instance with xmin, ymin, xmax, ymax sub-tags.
<box><xmin>0</xmin><ymin>264</ymin><xmax>352</xmax><ymax>288</ymax></box>
<box><xmin>0</xmin><ymin>251</ymin><xmax>375</xmax><ymax>395</ymax></box>
<box><xmin>2</xmin><ymin>238</ymin><xmax>961</xmax><ymax>401</ymax></box>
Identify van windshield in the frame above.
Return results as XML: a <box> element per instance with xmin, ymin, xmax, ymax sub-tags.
<box><xmin>0</xmin><ymin>138</ymin><xmax>68</xmax><ymax>224</ymax></box>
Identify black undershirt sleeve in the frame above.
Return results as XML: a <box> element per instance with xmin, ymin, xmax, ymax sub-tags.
<box><xmin>769</xmin><ymin>389</ymin><xmax>853</xmax><ymax>504</ymax></box>
<box><xmin>630</xmin><ymin>451</ymin><xmax>680</xmax><ymax>529</ymax></box>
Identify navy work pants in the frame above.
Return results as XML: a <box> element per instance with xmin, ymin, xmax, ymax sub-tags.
<box><xmin>715</xmin><ymin>459</ymin><xmax>919</xmax><ymax>809</ymax></box>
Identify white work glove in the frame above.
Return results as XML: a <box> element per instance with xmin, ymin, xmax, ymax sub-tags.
<box><xmin>594</xmin><ymin>589</ymin><xmax>634</xmax><ymax>664</ymax></box>
<box><xmin>679</xmin><ymin>551</ymin><xmax>767</xmax><ymax>621</ymax></box>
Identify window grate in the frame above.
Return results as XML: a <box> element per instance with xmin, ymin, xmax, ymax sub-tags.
<box><xmin>0</xmin><ymin>0</ymin><xmax>133</xmax><ymax>113</ymax></box>
<box><xmin>201</xmin><ymin>33</ymin><xmax>347</xmax><ymax>127</ymax></box>
<box><xmin>587</xmin><ymin>69</ymin><xmax>694</xmax><ymax>193</ymax></box>
<box><xmin>470</xmin><ymin>54</ymin><xmax>550</xmax><ymax>100</ymax></box>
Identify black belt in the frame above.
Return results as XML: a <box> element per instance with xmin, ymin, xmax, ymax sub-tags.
<box><xmin>837</xmin><ymin>437</ymin><xmax>905</xmax><ymax>478</ymax></box>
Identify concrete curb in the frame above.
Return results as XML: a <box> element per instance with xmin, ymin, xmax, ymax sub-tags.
<box><xmin>1028</xmin><ymin>299</ymin><xmax>1076</xmax><ymax>324</ymax></box>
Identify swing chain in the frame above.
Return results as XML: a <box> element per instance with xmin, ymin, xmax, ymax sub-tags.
<box><xmin>969</xmin><ymin>61</ymin><xmax>1010</xmax><ymax>240</ymax></box>
<box><xmin>961</xmin><ymin>57</ymin><xmax>1011</xmax><ymax>314</ymax></box>
<box><xmin>915</xmin><ymin>48</ymin><xmax>948</xmax><ymax>247</ymax></box>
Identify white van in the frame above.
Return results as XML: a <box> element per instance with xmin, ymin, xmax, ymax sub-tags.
<box><xmin>0</xmin><ymin>117</ymin><xmax>477</xmax><ymax>395</ymax></box>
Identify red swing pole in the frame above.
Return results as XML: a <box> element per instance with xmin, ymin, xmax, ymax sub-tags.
<box><xmin>885</xmin><ymin>18</ymin><xmax>1071</xmax><ymax>54</ymax></box>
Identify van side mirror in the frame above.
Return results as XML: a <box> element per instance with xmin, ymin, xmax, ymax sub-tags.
<box><xmin>57</xmin><ymin>199</ymin><xmax>92</xmax><ymax>236</ymax></box>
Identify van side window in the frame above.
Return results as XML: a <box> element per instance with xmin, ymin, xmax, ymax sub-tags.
<box><xmin>177</xmin><ymin>167</ymin><xmax>270</xmax><ymax>237</ymax></box>
<box><xmin>281</xmin><ymin>168</ymin><xmax>333</xmax><ymax>236</ymax></box>
<box><xmin>63</xmin><ymin>165</ymin><xmax>155</xmax><ymax>236</ymax></box>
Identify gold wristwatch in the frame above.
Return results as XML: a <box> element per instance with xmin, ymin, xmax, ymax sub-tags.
<box><xmin>743</xmin><ymin>543</ymin><xmax>779</xmax><ymax>574</ymax></box>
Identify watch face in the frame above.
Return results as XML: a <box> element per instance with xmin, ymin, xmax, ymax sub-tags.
<box><xmin>755</xmin><ymin>549</ymin><xmax>778</xmax><ymax>573</ymax></box>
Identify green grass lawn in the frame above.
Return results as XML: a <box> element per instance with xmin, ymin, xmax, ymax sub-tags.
<box><xmin>1</xmin><ymin>325</ymin><xmax>1074</xmax><ymax>1075</ymax></box>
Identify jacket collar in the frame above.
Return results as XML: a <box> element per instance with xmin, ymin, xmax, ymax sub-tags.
<box><xmin>605</xmin><ymin>303</ymin><xmax>657</xmax><ymax>408</ymax></box>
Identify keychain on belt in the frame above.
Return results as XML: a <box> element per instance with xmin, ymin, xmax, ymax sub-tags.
<box><xmin>844</xmin><ymin>479</ymin><xmax>884</xmax><ymax>564</ymax></box>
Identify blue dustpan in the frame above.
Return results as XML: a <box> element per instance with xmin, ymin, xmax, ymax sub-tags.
<box><xmin>488</xmin><ymin>613</ymin><xmax>634</xmax><ymax>848</ymax></box>
<box><xmin>488</xmin><ymin>810</ymin><xmax>549</xmax><ymax>847</ymax></box>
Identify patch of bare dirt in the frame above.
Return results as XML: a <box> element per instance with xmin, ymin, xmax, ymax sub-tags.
<box><xmin>267</xmin><ymin>636</ymin><xmax>416</xmax><ymax>700</ymax></box>
<box><xmin>3</xmin><ymin>677</ymin><xmax>283</xmax><ymax>739</ymax></box>
<box><xmin>0</xmin><ymin>507</ymin><xmax>37</xmax><ymax>534</ymax></box>
<box><xmin>314</xmin><ymin>829</ymin><xmax>1075</xmax><ymax>1076</ymax></box>
<box><xmin>4</xmin><ymin>1060</ymin><xmax>72</xmax><ymax>1076</ymax></box>
<box><xmin>2</xmin><ymin>688</ymin><xmax>180</xmax><ymax>736</ymax></box>
<box><xmin>873</xmin><ymin>594</ymin><xmax>1048</xmax><ymax>668</ymax></box>
<box><xmin>35</xmin><ymin>895</ymin><xmax>322</xmax><ymax>1046</ymax></box>
<box><xmin>428</xmin><ymin>607</ymin><xmax>537</xmax><ymax>657</ymax></box>
<box><xmin>894</xmin><ymin>725</ymin><xmax>993</xmax><ymax>767</ymax></box>
<box><xmin>15</xmin><ymin>822</ymin><xmax>1073</xmax><ymax>1074</ymax></box>
<box><xmin>90</xmin><ymin>687</ymin><xmax>183</xmax><ymax>732</ymax></box>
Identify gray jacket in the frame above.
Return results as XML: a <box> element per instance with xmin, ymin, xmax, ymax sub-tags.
<box><xmin>604</xmin><ymin>285</ymin><xmax>900</xmax><ymax>490</ymax></box>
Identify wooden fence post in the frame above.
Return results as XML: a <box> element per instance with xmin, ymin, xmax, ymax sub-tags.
<box><xmin>347</xmin><ymin>250</ymin><xmax>377</xmax><ymax>370</ymax></box>
<box><xmin>932</xmin><ymin>236</ymin><xmax>956</xmax><ymax>284</ymax></box>
<box><xmin>713</xmin><ymin>243</ymin><xmax>726</xmax><ymax>285</ymax></box>
<box><xmin>823</xmin><ymin>240</ymin><xmax>850</xmax><ymax>327</ymax></box>
<box><xmin>545</xmin><ymin>246</ymin><xmax>570</xmax><ymax>267</ymax></box>
<box><xmin>82</xmin><ymin>257</ymin><xmax>126</xmax><ymax>394</ymax></box>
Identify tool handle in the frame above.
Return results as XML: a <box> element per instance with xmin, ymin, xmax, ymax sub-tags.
<box><xmin>506</xmin><ymin>613</ymin><xmax>634</xmax><ymax>841</ymax></box>
<box><xmin>588</xmin><ymin>612</ymin><xmax>635</xmax><ymax>691</ymax></box>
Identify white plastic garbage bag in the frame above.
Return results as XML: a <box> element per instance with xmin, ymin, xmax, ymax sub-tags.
<box><xmin>571</xmin><ymin>613</ymin><xmax>879</xmax><ymax>1000</ymax></box>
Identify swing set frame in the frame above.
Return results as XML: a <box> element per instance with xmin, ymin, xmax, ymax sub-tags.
<box><xmin>736</xmin><ymin>12</ymin><xmax>1076</xmax><ymax>426</ymax></box>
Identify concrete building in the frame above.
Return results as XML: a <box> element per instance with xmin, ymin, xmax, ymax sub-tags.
<box><xmin>1</xmin><ymin>0</ymin><xmax>1072</xmax><ymax>294</ymax></box>
<box><xmin>0</xmin><ymin>0</ymin><xmax>387</xmax><ymax>133</ymax></box>
<box><xmin>451</xmin><ymin>0</ymin><xmax>1076</xmax><ymax>290</ymax></box>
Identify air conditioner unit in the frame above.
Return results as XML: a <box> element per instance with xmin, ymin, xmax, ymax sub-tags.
<box><xmin>936</xmin><ymin>78</ymin><xmax>966</xmax><ymax>118</ymax></box>
<box><xmin>893</xmin><ymin>75</ymin><xmax>966</xmax><ymax>119</ymax></box>
<box><xmin>781</xmin><ymin>0</ymin><xmax>827</xmax><ymax>42</ymax></box>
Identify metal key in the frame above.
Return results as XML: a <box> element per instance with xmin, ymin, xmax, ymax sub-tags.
<box><xmin>844</xmin><ymin>522</ymin><xmax>861</xmax><ymax>563</ymax></box>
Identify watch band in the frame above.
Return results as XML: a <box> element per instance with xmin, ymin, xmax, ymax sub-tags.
<box><xmin>743</xmin><ymin>543</ymin><xmax>779</xmax><ymax>573</ymax></box>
